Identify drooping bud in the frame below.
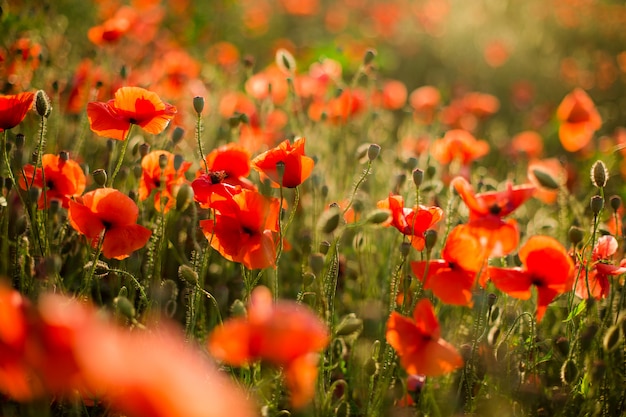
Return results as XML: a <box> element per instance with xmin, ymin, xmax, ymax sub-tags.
<box><xmin>335</xmin><ymin>313</ymin><xmax>363</xmax><ymax>337</ymax></box>
<box><xmin>532</xmin><ymin>168</ymin><xmax>560</xmax><ymax>190</ymax></box>
<box><xmin>590</xmin><ymin>160</ymin><xmax>608</xmax><ymax>188</ymax></box>
<box><xmin>424</xmin><ymin>229</ymin><xmax>437</xmax><ymax>252</ymax></box>
<box><xmin>560</xmin><ymin>358</ymin><xmax>578</xmax><ymax>385</ymax></box>
<box><xmin>178</xmin><ymin>264</ymin><xmax>198</xmax><ymax>285</ymax></box>
<box><xmin>309</xmin><ymin>253</ymin><xmax>325</xmax><ymax>275</ymax></box>
<box><xmin>318</xmin><ymin>205</ymin><xmax>342</xmax><ymax>234</ymax></box>
<box><xmin>176</xmin><ymin>183</ymin><xmax>194</xmax><ymax>211</ymax></box>
<box><xmin>365</xmin><ymin>209</ymin><xmax>390</xmax><ymax>225</ymax></box>
<box><xmin>230</xmin><ymin>299</ymin><xmax>247</xmax><ymax>318</ymax></box>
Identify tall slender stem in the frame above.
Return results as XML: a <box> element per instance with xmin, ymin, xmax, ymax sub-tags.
<box><xmin>108</xmin><ymin>125</ymin><xmax>134</xmax><ymax>187</ymax></box>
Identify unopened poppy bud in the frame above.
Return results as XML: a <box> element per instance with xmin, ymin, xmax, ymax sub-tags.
<box><xmin>365</xmin><ymin>209</ymin><xmax>390</xmax><ymax>224</ymax></box>
<box><xmin>228</xmin><ymin>114</ymin><xmax>242</xmax><ymax>128</ymax></box>
<box><xmin>405</xmin><ymin>157</ymin><xmax>418</xmax><ymax>171</ymax></box>
<box><xmin>15</xmin><ymin>133</ymin><xmax>25</xmax><ymax>150</ymax></box>
<box><xmin>610</xmin><ymin>195</ymin><xmax>622</xmax><ymax>212</ymax></box>
<box><xmin>239</xmin><ymin>112</ymin><xmax>249</xmax><ymax>124</ymax></box>
<box><xmin>412</xmin><ymin>168</ymin><xmax>424</xmax><ymax>188</ymax></box>
<box><xmin>568</xmin><ymin>226</ymin><xmax>584</xmax><ymax>246</ymax></box>
<box><xmin>364</xmin><ymin>357</ymin><xmax>379</xmax><ymax>376</ymax></box>
<box><xmin>532</xmin><ymin>168</ymin><xmax>560</xmax><ymax>190</ymax></box>
<box><xmin>309</xmin><ymin>253</ymin><xmax>325</xmax><ymax>275</ymax></box>
<box><xmin>424</xmin><ymin>229</ymin><xmax>437</xmax><ymax>252</ymax></box>
<box><xmin>28</xmin><ymin>186</ymin><xmax>40</xmax><ymax>203</ymax></box>
<box><xmin>319</xmin><ymin>240</ymin><xmax>331</xmax><ymax>255</ymax></box>
<box><xmin>35</xmin><ymin>90</ymin><xmax>51</xmax><ymax>118</ymax></box>
<box><xmin>487</xmin><ymin>293</ymin><xmax>497</xmax><ymax>308</ymax></box>
<box><xmin>178</xmin><ymin>264</ymin><xmax>198</xmax><ymax>285</ymax></box>
<box><xmin>321</xmin><ymin>184</ymin><xmax>329</xmax><ymax>198</ymax></box>
<box><xmin>363</xmin><ymin>48</ymin><xmax>377</xmax><ymax>66</ymax></box>
<box><xmin>193</xmin><ymin>96</ymin><xmax>205</xmax><ymax>115</ymax></box>
<box><xmin>48</xmin><ymin>199</ymin><xmax>61</xmax><ymax>216</ymax></box>
<box><xmin>275</xmin><ymin>48</ymin><xmax>296</xmax><ymax>74</ymax></box>
<box><xmin>171</xmin><ymin>126</ymin><xmax>185</xmax><ymax>145</ymax></box>
<box><xmin>560</xmin><ymin>359</ymin><xmax>578</xmax><ymax>385</ymax></box>
<box><xmin>133</xmin><ymin>165</ymin><xmax>142</xmax><ymax>180</ymax></box>
<box><xmin>160</xmin><ymin>279</ymin><xmax>179</xmax><ymax>301</ymax></box>
<box><xmin>580</xmin><ymin>322</ymin><xmax>599</xmax><ymax>352</ymax></box>
<box><xmin>394</xmin><ymin>173</ymin><xmax>406</xmax><ymax>192</ymax></box>
<box><xmin>158</xmin><ymin>153</ymin><xmax>168</xmax><ymax>170</ymax></box>
<box><xmin>230</xmin><ymin>299</ymin><xmax>247</xmax><ymax>318</ymax></box>
<box><xmin>400</xmin><ymin>241</ymin><xmax>411</xmax><ymax>257</ymax></box>
<box><xmin>176</xmin><ymin>183</ymin><xmax>193</xmax><ymax>211</ymax></box>
<box><xmin>336</xmin><ymin>313</ymin><xmax>363</xmax><ymax>336</ymax></box>
<box><xmin>602</xmin><ymin>324</ymin><xmax>622</xmax><ymax>353</ymax></box>
<box><xmin>139</xmin><ymin>143</ymin><xmax>150</xmax><ymax>158</ymax></box>
<box><xmin>319</xmin><ymin>205</ymin><xmax>342</xmax><ymax>234</ymax></box>
<box><xmin>114</xmin><ymin>296</ymin><xmax>136</xmax><ymax>320</ymax></box>
<box><xmin>426</xmin><ymin>165</ymin><xmax>436</xmax><ymax>179</ymax></box>
<box><xmin>173</xmin><ymin>154</ymin><xmax>184</xmax><ymax>171</ymax></box>
<box><xmin>590</xmin><ymin>160</ymin><xmax>608</xmax><ymax>188</ymax></box>
<box><xmin>590</xmin><ymin>195</ymin><xmax>604</xmax><ymax>216</ymax></box>
<box><xmin>367</xmin><ymin>144</ymin><xmax>381</xmax><ymax>161</ymax></box>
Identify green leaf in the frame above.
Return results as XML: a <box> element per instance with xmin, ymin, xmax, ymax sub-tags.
<box><xmin>563</xmin><ymin>301</ymin><xmax>586</xmax><ymax>323</ymax></box>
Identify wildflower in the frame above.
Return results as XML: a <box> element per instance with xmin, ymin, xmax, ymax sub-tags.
<box><xmin>200</xmin><ymin>189</ymin><xmax>280</xmax><ymax>270</ymax></box>
<box><xmin>252</xmin><ymin>137</ymin><xmax>314</xmax><ymax>188</ymax></box>
<box><xmin>409</xmin><ymin>85</ymin><xmax>441</xmax><ymax>123</ymax></box>
<box><xmin>377</xmin><ymin>193</ymin><xmax>443</xmax><ymax>251</ymax></box>
<box><xmin>87</xmin><ymin>6</ymin><xmax>136</xmax><ymax>46</ymax></box>
<box><xmin>0</xmin><ymin>92</ymin><xmax>35</xmax><ymax>131</ymax></box>
<box><xmin>574</xmin><ymin>235</ymin><xmax>626</xmax><ymax>300</ymax></box>
<box><xmin>527</xmin><ymin>158</ymin><xmax>566</xmax><ymax>204</ymax></box>
<box><xmin>20</xmin><ymin>153</ymin><xmax>86</xmax><ymax>209</ymax></box>
<box><xmin>386</xmin><ymin>298</ymin><xmax>463</xmax><ymax>376</ymax></box>
<box><xmin>87</xmin><ymin>86</ymin><xmax>177</xmax><ymax>141</ymax></box>
<box><xmin>411</xmin><ymin>225</ymin><xmax>486</xmax><ymax>306</ymax></box>
<box><xmin>68</xmin><ymin>188</ymin><xmax>152</xmax><ymax>259</ymax></box>
<box><xmin>488</xmin><ymin>235</ymin><xmax>574</xmax><ymax>322</ymax></box>
<box><xmin>511</xmin><ymin>131</ymin><xmax>543</xmax><ymax>159</ymax></box>
<box><xmin>208</xmin><ymin>286</ymin><xmax>329</xmax><ymax>408</ymax></box>
<box><xmin>452</xmin><ymin>176</ymin><xmax>535</xmax><ymax>259</ymax></box>
<box><xmin>431</xmin><ymin>129</ymin><xmax>489</xmax><ymax>179</ymax></box>
<box><xmin>556</xmin><ymin>88</ymin><xmax>602</xmax><ymax>152</ymax></box>
<box><xmin>138</xmin><ymin>150</ymin><xmax>191</xmax><ymax>212</ymax></box>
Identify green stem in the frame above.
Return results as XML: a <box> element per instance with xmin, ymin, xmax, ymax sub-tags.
<box><xmin>196</xmin><ymin>113</ymin><xmax>208</xmax><ymax>173</ymax></box>
<box><xmin>343</xmin><ymin>160</ymin><xmax>372</xmax><ymax>216</ymax></box>
<box><xmin>108</xmin><ymin>125</ymin><xmax>134</xmax><ymax>187</ymax></box>
<box><xmin>83</xmin><ymin>233</ymin><xmax>105</xmax><ymax>298</ymax></box>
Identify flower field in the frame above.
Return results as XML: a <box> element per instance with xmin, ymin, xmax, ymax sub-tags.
<box><xmin>1</xmin><ymin>0</ymin><xmax>626</xmax><ymax>416</ymax></box>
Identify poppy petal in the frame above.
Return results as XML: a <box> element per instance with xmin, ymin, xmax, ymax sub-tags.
<box><xmin>488</xmin><ymin>267</ymin><xmax>533</xmax><ymax>299</ymax></box>
<box><xmin>102</xmin><ymin>224</ymin><xmax>152</xmax><ymax>260</ymax></box>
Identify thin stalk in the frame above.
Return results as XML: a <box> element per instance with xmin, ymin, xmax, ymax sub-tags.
<box><xmin>108</xmin><ymin>125</ymin><xmax>134</xmax><ymax>187</ymax></box>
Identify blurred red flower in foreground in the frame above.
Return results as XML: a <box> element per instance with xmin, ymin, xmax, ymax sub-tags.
<box><xmin>411</xmin><ymin>225</ymin><xmax>485</xmax><ymax>306</ymax></box>
<box><xmin>138</xmin><ymin>150</ymin><xmax>191</xmax><ymax>212</ymax></box>
<box><xmin>87</xmin><ymin>86</ymin><xmax>176</xmax><ymax>140</ymax></box>
<box><xmin>20</xmin><ymin>153</ymin><xmax>87</xmax><ymax>209</ymax></box>
<box><xmin>68</xmin><ymin>188</ymin><xmax>152</xmax><ymax>259</ymax></box>
<box><xmin>377</xmin><ymin>193</ymin><xmax>443</xmax><ymax>251</ymax></box>
<box><xmin>0</xmin><ymin>92</ymin><xmax>34</xmax><ymax>131</ymax></box>
<box><xmin>208</xmin><ymin>285</ymin><xmax>329</xmax><ymax>408</ymax></box>
<box><xmin>200</xmin><ymin>189</ymin><xmax>280</xmax><ymax>270</ymax></box>
<box><xmin>386</xmin><ymin>298</ymin><xmax>463</xmax><ymax>376</ymax></box>
<box><xmin>556</xmin><ymin>88</ymin><xmax>602</xmax><ymax>152</ymax></box>
<box><xmin>575</xmin><ymin>235</ymin><xmax>626</xmax><ymax>300</ymax></box>
<box><xmin>489</xmin><ymin>235</ymin><xmax>574</xmax><ymax>322</ymax></box>
<box><xmin>0</xmin><ymin>285</ymin><xmax>256</xmax><ymax>417</ymax></box>
<box><xmin>252</xmin><ymin>137</ymin><xmax>315</xmax><ymax>188</ymax></box>
<box><xmin>452</xmin><ymin>176</ymin><xmax>535</xmax><ymax>259</ymax></box>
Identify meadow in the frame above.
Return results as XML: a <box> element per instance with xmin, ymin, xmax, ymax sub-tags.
<box><xmin>1</xmin><ymin>0</ymin><xmax>626</xmax><ymax>416</ymax></box>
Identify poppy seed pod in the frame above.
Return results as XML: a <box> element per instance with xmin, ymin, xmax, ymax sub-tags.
<box><xmin>590</xmin><ymin>160</ymin><xmax>608</xmax><ymax>188</ymax></box>
<box><xmin>193</xmin><ymin>96</ymin><xmax>205</xmax><ymax>115</ymax></box>
<box><xmin>413</xmin><ymin>168</ymin><xmax>424</xmax><ymax>188</ymax></box>
<box><xmin>15</xmin><ymin>133</ymin><xmax>25</xmax><ymax>150</ymax></box>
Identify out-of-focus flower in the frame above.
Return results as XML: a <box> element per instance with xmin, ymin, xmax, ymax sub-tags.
<box><xmin>527</xmin><ymin>158</ymin><xmax>567</xmax><ymax>204</ymax></box>
<box><xmin>252</xmin><ymin>137</ymin><xmax>314</xmax><ymax>188</ymax></box>
<box><xmin>556</xmin><ymin>88</ymin><xmax>602</xmax><ymax>152</ymax></box>
<box><xmin>87</xmin><ymin>86</ymin><xmax>176</xmax><ymax>140</ymax></box>
<box><xmin>386</xmin><ymin>298</ymin><xmax>463</xmax><ymax>376</ymax></box>
<box><xmin>511</xmin><ymin>131</ymin><xmax>543</xmax><ymax>159</ymax></box>
<box><xmin>20</xmin><ymin>153</ymin><xmax>87</xmax><ymax>209</ymax></box>
<box><xmin>409</xmin><ymin>85</ymin><xmax>441</xmax><ymax>124</ymax></box>
<box><xmin>68</xmin><ymin>188</ymin><xmax>152</xmax><ymax>259</ymax></box>
<box><xmin>208</xmin><ymin>285</ymin><xmax>329</xmax><ymax>408</ymax></box>
<box><xmin>138</xmin><ymin>150</ymin><xmax>191</xmax><ymax>212</ymax></box>
<box><xmin>88</xmin><ymin>6</ymin><xmax>137</xmax><ymax>46</ymax></box>
<box><xmin>575</xmin><ymin>235</ymin><xmax>626</xmax><ymax>300</ymax></box>
<box><xmin>488</xmin><ymin>235</ymin><xmax>574</xmax><ymax>322</ymax></box>
<box><xmin>0</xmin><ymin>92</ymin><xmax>34</xmax><ymax>132</ymax></box>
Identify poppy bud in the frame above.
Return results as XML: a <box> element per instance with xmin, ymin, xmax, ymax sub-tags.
<box><xmin>133</xmin><ymin>165</ymin><xmax>142</xmax><ymax>180</ymax></box>
<box><xmin>590</xmin><ymin>160</ymin><xmax>608</xmax><ymax>188</ymax></box>
<box><xmin>610</xmin><ymin>195</ymin><xmax>622</xmax><ymax>212</ymax></box>
<box><xmin>58</xmin><ymin>150</ymin><xmax>69</xmax><ymax>161</ymax></box>
<box><xmin>531</xmin><ymin>168</ymin><xmax>560</xmax><ymax>190</ymax></box>
<box><xmin>400</xmin><ymin>241</ymin><xmax>411</xmax><ymax>257</ymax></box>
<box><xmin>193</xmin><ymin>96</ymin><xmax>205</xmax><ymax>115</ymax></box>
<box><xmin>171</xmin><ymin>126</ymin><xmax>185</xmax><ymax>145</ymax></box>
<box><xmin>560</xmin><ymin>358</ymin><xmax>578</xmax><ymax>385</ymax></box>
<box><xmin>487</xmin><ymin>293</ymin><xmax>497</xmax><ymax>308</ymax></box>
<box><xmin>568</xmin><ymin>226</ymin><xmax>584</xmax><ymax>246</ymax></box>
<box><xmin>367</xmin><ymin>144</ymin><xmax>381</xmax><ymax>161</ymax></box>
<box><xmin>48</xmin><ymin>199</ymin><xmax>61</xmax><ymax>216</ymax></box>
<box><xmin>426</xmin><ymin>165</ymin><xmax>436</xmax><ymax>179</ymax></box>
<box><xmin>364</xmin><ymin>357</ymin><xmax>379</xmax><ymax>377</ymax></box>
<box><xmin>114</xmin><ymin>296</ymin><xmax>136</xmax><ymax>320</ymax></box>
<box><xmin>424</xmin><ymin>229</ymin><xmax>437</xmax><ymax>252</ymax></box>
<box><xmin>336</xmin><ymin>313</ymin><xmax>363</xmax><ymax>337</ymax></box>
<box><xmin>160</xmin><ymin>279</ymin><xmax>179</xmax><ymax>301</ymax></box>
<box><xmin>275</xmin><ymin>48</ymin><xmax>296</xmax><ymax>75</ymax></box>
<box><xmin>319</xmin><ymin>241</ymin><xmax>331</xmax><ymax>255</ymax></box>
<box><xmin>318</xmin><ymin>205</ymin><xmax>342</xmax><ymax>234</ymax></box>
<box><xmin>365</xmin><ymin>209</ymin><xmax>390</xmax><ymax>224</ymax></box>
<box><xmin>230</xmin><ymin>299</ymin><xmax>247</xmax><ymax>318</ymax></box>
<box><xmin>158</xmin><ymin>153</ymin><xmax>168</xmax><ymax>170</ymax></box>
<box><xmin>309</xmin><ymin>253</ymin><xmax>325</xmax><ymax>275</ymax></box>
<box><xmin>602</xmin><ymin>324</ymin><xmax>622</xmax><ymax>353</ymax></box>
<box><xmin>35</xmin><ymin>90</ymin><xmax>51</xmax><ymax>118</ymax></box>
<box><xmin>173</xmin><ymin>154</ymin><xmax>184</xmax><ymax>171</ymax></box>
<box><xmin>554</xmin><ymin>336</ymin><xmax>570</xmax><ymax>357</ymax></box>
<box><xmin>178</xmin><ymin>264</ymin><xmax>198</xmax><ymax>285</ymax></box>
<box><xmin>120</xmin><ymin>65</ymin><xmax>128</xmax><ymax>80</ymax></box>
<box><xmin>393</xmin><ymin>173</ymin><xmax>406</xmax><ymax>193</ymax></box>
<box><xmin>590</xmin><ymin>195</ymin><xmax>604</xmax><ymax>216</ymax></box>
<box><xmin>363</xmin><ymin>48</ymin><xmax>377</xmax><ymax>66</ymax></box>
<box><xmin>275</xmin><ymin>160</ymin><xmax>286</xmax><ymax>185</ymax></box>
<box><xmin>228</xmin><ymin>114</ymin><xmax>242</xmax><ymax>128</ymax></box>
<box><xmin>14</xmin><ymin>133</ymin><xmax>25</xmax><ymax>150</ymax></box>
<box><xmin>176</xmin><ymin>183</ymin><xmax>194</xmax><ymax>211</ymax></box>
<box><xmin>405</xmin><ymin>157</ymin><xmax>418</xmax><ymax>172</ymax></box>
<box><xmin>139</xmin><ymin>143</ymin><xmax>150</xmax><ymax>159</ymax></box>
<box><xmin>412</xmin><ymin>168</ymin><xmax>424</xmax><ymax>188</ymax></box>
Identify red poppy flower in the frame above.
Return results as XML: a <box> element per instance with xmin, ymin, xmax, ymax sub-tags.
<box><xmin>68</xmin><ymin>188</ymin><xmax>152</xmax><ymax>260</ymax></box>
<box><xmin>252</xmin><ymin>137</ymin><xmax>314</xmax><ymax>188</ymax></box>
<box><xmin>87</xmin><ymin>86</ymin><xmax>177</xmax><ymax>140</ymax></box>
<box><xmin>87</xmin><ymin>6</ymin><xmax>136</xmax><ymax>46</ymax></box>
<box><xmin>386</xmin><ymin>298</ymin><xmax>463</xmax><ymax>376</ymax></box>
<box><xmin>411</xmin><ymin>225</ymin><xmax>486</xmax><ymax>306</ymax></box>
<box><xmin>20</xmin><ymin>153</ymin><xmax>87</xmax><ymax>209</ymax></box>
<box><xmin>200</xmin><ymin>189</ymin><xmax>280</xmax><ymax>270</ymax></box>
<box><xmin>575</xmin><ymin>235</ymin><xmax>626</xmax><ymax>300</ymax></box>
<box><xmin>452</xmin><ymin>176</ymin><xmax>535</xmax><ymax>258</ymax></box>
<box><xmin>192</xmin><ymin>143</ymin><xmax>256</xmax><ymax>208</ymax></box>
<box><xmin>377</xmin><ymin>193</ymin><xmax>443</xmax><ymax>251</ymax></box>
<box><xmin>138</xmin><ymin>150</ymin><xmax>191</xmax><ymax>212</ymax></box>
<box><xmin>409</xmin><ymin>85</ymin><xmax>441</xmax><ymax>123</ymax></box>
<box><xmin>0</xmin><ymin>92</ymin><xmax>34</xmax><ymax>132</ymax></box>
<box><xmin>431</xmin><ymin>129</ymin><xmax>490</xmax><ymax>167</ymax></box>
<box><xmin>208</xmin><ymin>286</ymin><xmax>329</xmax><ymax>408</ymax></box>
<box><xmin>488</xmin><ymin>235</ymin><xmax>574</xmax><ymax>322</ymax></box>
<box><xmin>556</xmin><ymin>88</ymin><xmax>602</xmax><ymax>152</ymax></box>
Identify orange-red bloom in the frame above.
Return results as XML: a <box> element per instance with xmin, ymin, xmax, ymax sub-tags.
<box><xmin>431</xmin><ymin>130</ymin><xmax>489</xmax><ymax>179</ymax></box>
<box><xmin>556</xmin><ymin>88</ymin><xmax>602</xmax><ymax>152</ymax></box>
<box><xmin>411</xmin><ymin>225</ymin><xmax>485</xmax><ymax>306</ymax></box>
<box><xmin>87</xmin><ymin>6</ymin><xmax>136</xmax><ymax>46</ymax></box>
<box><xmin>252</xmin><ymin>137</ymin><xmax>314</xmax><ymax>188</ymax></box>
<box><xmin>138</xmin><ymin>150</ymin><xmax>192</xmax><ymax>212</ymax></box>
<box><xmin>68</xmin><ymin>188</ymin><xmax>152</xmax><ymax>259</ymax></box>
<box><xmin>574</xmin><ymin>235</ymin><xmax>626</xmax><ymax>300</ymax></box>
<box><xmin>208</xmin><ymin>286</ymin><xmax>329</xmax><ymax>408</ymax></box>
<box><xmin>20</xmin><ymin>153</ymin><xmax>87</xmax><ymax>209</ymax></box>
<box><xmin>0</xmin><ymin>92</ymin><xmax>34</xmax><ymax>132</ymax></box>
<box><xmin>377</xmin><ymin>193</ymin><xmax>443</xmax><ymax>251</ymax></box>
<box><xmin>452</xmin><ymin>176</ymin><xmax>535</xmax><ymax>259</ymax></box>
<box><xmin>87</xmin><ymin>86</ymin><xmax>176</xmax><ymax>140</ymax></box>
<box><xmin>200</xmin><ymin>189</ymin><xmax>280</xmax><ymax>270</ymax></box>
<box><xmin>489</xmin><ymin>235</ymin><xmax>574</xmax><ymax>322</ymax></box>
<box><xmin>386</xmin><ymin>298</ymin><xmax>463</xmax><ymax>376</ymax></box>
